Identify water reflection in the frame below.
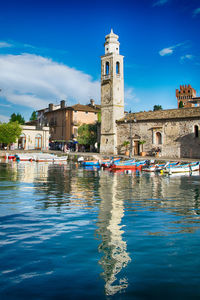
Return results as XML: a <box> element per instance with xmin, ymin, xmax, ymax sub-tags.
<box><xmin>1</xmin><ymin>162</ymin><xmax>200</xmax><ymax>298</ymax></box>
<box><xmin>96</xmin><ymin>172</ymin><xmax>131</xmax><ymax>296</ymax></box>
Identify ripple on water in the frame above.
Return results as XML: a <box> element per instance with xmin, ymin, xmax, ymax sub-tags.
<box><xmin>0</xmin><ymin>163</ymin><xmax>200</xmax><ymax>299</ymax></box>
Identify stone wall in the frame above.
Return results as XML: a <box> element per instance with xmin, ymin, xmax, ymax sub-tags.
<box><xmin>117</xmin><ymin>118</ymin><xmax>200</xmax><ymax>159</ymax></box>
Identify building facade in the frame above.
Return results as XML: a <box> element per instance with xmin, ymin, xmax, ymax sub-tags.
<box><xmin>117</xmin><ymin>108</ymin><xmax>200</xmax><ymax>159</ymax></box>
<box><xmin>37</xmin><ymin>99</ymin><xmax>100</xmax><ymax>143</ymax></box>
<box><xmin>176</xmin><ymin>84</ymin><xmax>200</xmax><ymax>108</ymax></box>
<box><xmin>14</xmin><ymin>125</ymin><xmax>50</xmax><ymax>150</ymax></box>
<box><xmin>100</xmin><ymin>29</ymin><xmax>124</xmax><ymax>155</ymax></box>
<box><xmin>100</xmin><ymin>31</ymin><xmax>200</xmax><ymax>159</ymax></box>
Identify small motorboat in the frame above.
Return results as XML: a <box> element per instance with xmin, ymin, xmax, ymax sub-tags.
<box><xmin>110</xmin><ymin>159</ymin><xmax>146</xmax><ymax>171</ymax></box>
<box><xmin>163</xmin><ymin>161</ymin><xmax>200</xmax><ymax>174</ymax></box>
<box><xmin>142</xmin><ymin>161</ymin><xmax>179</xmax><ymax>172</ymax></box>
<box><xmin>82</xmin><ymin>157</ymin><xmax>120</xmax><ymax>167</ymax></box>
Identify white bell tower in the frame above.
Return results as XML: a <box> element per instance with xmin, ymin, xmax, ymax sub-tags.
<box><xmin>100</xmin><ymin>29</ymin><xmax>124</xmax><ymax>155</ymax></box>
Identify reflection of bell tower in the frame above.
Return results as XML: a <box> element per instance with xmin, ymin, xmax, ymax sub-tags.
<box><xmin>100</xmin><ymin>29</ymin><xmax>124</xmax><ymax>155</ymax></box>
<box><xmin>96</xmin><ymin>172</ymin><xmax>131</xmax><ymax>296</ymax></box>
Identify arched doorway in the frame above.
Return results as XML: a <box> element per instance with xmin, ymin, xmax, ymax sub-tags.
<box><xmin>35</xmin><ymin>134</ymin><xmax>42</xmax><ymax>149</ymax></box>
<box><xmin>155</xmin><ymin>132</ymin><xmax>162</xmax><ymax>145</ymax></box>
<box><xmin>18</xmin><ymin>134</ymin><xmax>26</xmax><ymax>149</ymax></box>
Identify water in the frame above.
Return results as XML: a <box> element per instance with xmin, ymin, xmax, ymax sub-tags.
<box><xmin>0</xmin><ymin>161</ymin><xmax>200</xmax><ymax>299</ymax></box>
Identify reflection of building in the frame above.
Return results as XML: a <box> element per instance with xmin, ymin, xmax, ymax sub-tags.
<box><xmin>37</xmin><ymin>99</ymin><xmax>100</xmax><ymax>143</ymax></box>
<box><xmin>15</xmin><ymin>124</ymin><xmax>50</xmax><ymax>150</ymax></box>
<box><xmin>97</xmin><ymin>172</ymin><xmax>131</xmax><ymax>296</ymax></box>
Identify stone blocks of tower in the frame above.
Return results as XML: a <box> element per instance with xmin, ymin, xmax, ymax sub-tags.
<box><xmin>100</xmin><ymin>30</ymin><xmax>124</xmax><ymax>155</ymax></box>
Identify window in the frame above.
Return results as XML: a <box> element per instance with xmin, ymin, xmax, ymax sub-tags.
<box><xmin>106</xmin><ymin>62</ymin><xmax>109</xmax><ymax>75</ymax></box>
<box><xmin>194</xmin><ymin>125</ymin><xmax>199</xmax><ymax>138</ymax></box>
<box><xmin>155</xmin><ymin>132</ymin><xmax>162</xmax><ymax>144</ymax></box>
<box><xmin>116</xmin><ymin>62</ymin><xmax>120</xmax><ymax>74</ymax></box>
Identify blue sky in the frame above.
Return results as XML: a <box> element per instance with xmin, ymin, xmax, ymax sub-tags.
<box><xmin>0</xmin><ymin>0</ymin><xmax>200</xmax><ymax>121</ymax></box>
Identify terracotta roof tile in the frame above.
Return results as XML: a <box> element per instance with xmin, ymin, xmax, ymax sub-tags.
<box><xmin>118</xmin><ymin>107</ymin><xmax>200</xmax><ymax>122</ymax></box>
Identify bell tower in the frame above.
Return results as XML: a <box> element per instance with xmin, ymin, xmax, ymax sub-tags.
<box><xmin>100</xmin><ymin>29</ymin><xmax>124</xmax><ymax>155</ymax></box>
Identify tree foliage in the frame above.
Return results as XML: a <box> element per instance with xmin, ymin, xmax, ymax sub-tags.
<box><xmin>179</xmin><ymin>101</ymin><xmax>184</xmax><ymax>108</ymax></box>
<box><xmin>153</xmin><ymin>105</ymin><xmax>163</xmax><ymax>111</ymax></box>
<box><xmin>77</xmin><ymin>123</ymin><xmax>97</xmax><ymax>146</ymax></box>
<box><xmin>30</xmin><ymin>111</ymin><xmax>37</xmax><ymax>121</ymax></box>
<box><xmin>0</xmin><ymin>122</ymin><xmax>22</xmax><ymax>144</ymax></box>
<box><xmin>10</xmin><ymin>113</ymin><xmax>25</xmax><ymax>124</ymax></box>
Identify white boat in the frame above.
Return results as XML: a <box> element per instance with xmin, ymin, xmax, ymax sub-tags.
<box><xmin>143</xmin><ymin>162</ymin><xmax>178</xmax><ymax>172</ymax></box>
<box><xmin>163</xmin><ymin>162</ymin><xmax>200</xmax><ymax>174</ymax></box>
<box><xmin>15</xmin><ymin>153</ymin><xmax>35</xmax><ymax>161</ymax></box>
<box><xmin>35</xmin><ymin>154</ymin><xmax>67</xmax><ymax>163</ymax></box>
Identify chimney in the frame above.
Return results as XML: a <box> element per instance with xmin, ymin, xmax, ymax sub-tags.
<box><xmin>90</xmin><ymin>99</ymin><xmax>95</xmax><ymax>107</ymax></box>
<box><xmin>49</xmin><ymin>103</ymin><xmax>53</xmax><ymax>111</ymax></box>
<box><xmin>60</xmin><ymin>100</ymin><xmax>65</xmax><ymax>109</ymax></box>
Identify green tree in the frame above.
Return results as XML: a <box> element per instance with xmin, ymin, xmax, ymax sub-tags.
<box><xmin>77</xmin><ymin>123</ymin><xmax>97</xmax><ymax>147</ymax></box>
<box><xmin>10</xmin><ymin>113</ymin><xmax>25</xmax><ymax>124</ymax></box>
<box><xmin>153</xmin><ymin>105</ymin><xmax>163</xmax><ymax>111</ymax></box>
<box><xmin>0</xmin><ymin>122</ymin><xmax>22</xmax><ymax>145</ymax></box>
<box><xmin>30</xmin><ymin>111</ymin><xmax>37</xmax><ymax>121</ymax></box>
<box><xmin>179</xmin><ymin>101</ymin><xmax>184</xmax><ymax>108</ymax></box>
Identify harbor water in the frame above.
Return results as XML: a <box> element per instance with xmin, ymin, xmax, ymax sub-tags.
<box><xmin>0</xmin><ymin>161</ymin><xmax>200</xmax><ymax>299</ymax></box>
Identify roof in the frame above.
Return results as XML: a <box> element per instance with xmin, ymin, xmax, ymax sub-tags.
<box><xmin>71</xmin><ymin>103</ymin><xmax>101</xmax><ymax>112</ymax></box>
<box><xmin>39</xmin><ymin>103</ymin><xmax>101</xmax><ymax>114</ymax></box>
<box><xmin>117</xmin><ymin>107</ymin><xmax>200</xmax><ymax>123</ymax></box>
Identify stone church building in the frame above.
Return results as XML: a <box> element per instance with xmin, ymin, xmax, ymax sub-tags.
<box><xmin>100</xmin><ymin>30</ymin><xmax>200</xmax><ymax>159</ymax></box>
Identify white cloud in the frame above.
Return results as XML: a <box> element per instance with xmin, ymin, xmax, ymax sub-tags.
<box><xmin>124</xmin><ymin>87</ymin><xmax>140</xmax><ymax>107</ymax></box>
<box><xmin>159</xmin><ymin>43</ymin><xmax>184</xmax><ymax>56</ymax></box>
<box><xmin>0</xmin><ymin>53</ymin><xmax>100</xmax><ymax>110</ymax></box>
<box><xmin>0</xmin><ymin>114</ymin><xmax>9</xmax><ymax>123</ymax></box>
<box><xmin>180</xmin><ymin>54</ymin><xmax>194</xmax><ymax>61</ymax></box>
<box><xmin>0</xmin><ymin>42</ymin><xmax>12</xmax><ymax>48</ymax></box>
<box><xmin>153</xmin><ymin>0</ymin><xmax>169</xmax><ymax>7</ymax></box>
<box><xmin>193</xmin><ymin>8</ymin><xmax>200</xmax><ymax>17</ymax></box>
<box><xmin>159</xmin><ymin>47</ymin><xmax>174</xmax><ymax>56</ymax></box>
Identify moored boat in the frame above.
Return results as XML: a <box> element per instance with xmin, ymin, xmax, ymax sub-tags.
<box><xmin>142</xmin><ymin>161</ymin><xmax>179</xmax><ymax>172</ymax></box>
<box><xmin>110</xmin><ymin>159</ymin><xmax>146</xmax><ymax>171</ymax></box>
<box><xmin>163</xmin><ymin>161</ymin><xmax>200</xmax><ymax>174</ymax></box>
<box><xmin>82</xmin><ymin>157</ymin><xmax>120</xmax><ymax>167</ymax></box>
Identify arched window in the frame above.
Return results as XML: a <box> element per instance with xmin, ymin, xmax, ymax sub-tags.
<box><xmin>194</xmin><ymin>125</ymin><xmax>199</xmax><ymax>138</ymax></box>
<box><xmin>116</xmin><ymin>62</ymin><xmax>120</xmax><ymax>74</ymax></box>
<box><xmin>155</xmin><ymin>132</ymin><xmax>162</xmax><ymax>144</ymax></box>
<box><xmin>18</xmin><ymin>133</ymin><xmax>26</xmax><ymax>149</ymax></box>
<box><xmin>106</xmin><ymin>62</ymin><xmax>109</xmax><ymax>75</ymax></box>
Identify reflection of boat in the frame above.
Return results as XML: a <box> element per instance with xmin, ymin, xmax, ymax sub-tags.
<box><xmin>110</xmin><ymin>159</ymin><xmax>146</xmax><ymax>171</ymax></box>
<box><xmin>165</xmin><ymin>170</ymin><xmax>200</xmax><ymax>177</ymax></box>
<box><xmin>163</xmin><ymin>162</ymin><xmax>200</xmax><ymax>174</ymax></box>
